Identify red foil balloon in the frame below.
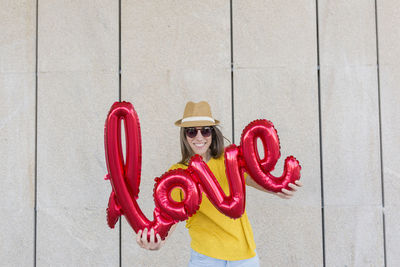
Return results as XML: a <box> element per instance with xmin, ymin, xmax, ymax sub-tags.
<box><xmin>189</xmin><ymin>149</ymin><xmax>246</xmax><ymax>219</ymax></box>
<box><xmin>154</xmin><ymin>169</ymin><xmax>202</xmax><ymax>221</ymax></box>
<box><xmin>240</xmin><ymin>119</ymin><xmax>301</xmax><ymax>193</ymax></box>
<box><xmin>104</xmin><ymin>102</ymin><xmax>175</xmax><ymax>241</ymax></box>
<box><xmin>104</xmin><ymin>102</ymin><xmax>301</xmax><ymax>241</ymax></box>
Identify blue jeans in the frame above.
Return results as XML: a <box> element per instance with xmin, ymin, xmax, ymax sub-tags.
<box><xmin>188</xmin><ymin>249</ymin><xmax>260</xmax><ymax>267</ymax></box>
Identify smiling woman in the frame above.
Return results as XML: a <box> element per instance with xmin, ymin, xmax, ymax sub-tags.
<box><xmin>176</xmin><ymin>101</ymin><xmax>225</xmax><ymax>165</ymax></box>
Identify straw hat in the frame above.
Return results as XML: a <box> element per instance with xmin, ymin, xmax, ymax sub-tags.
<box><xmin>175</xmin><ymin>101</ymin><xmax>220</xmax><ymax>127</ymax></box>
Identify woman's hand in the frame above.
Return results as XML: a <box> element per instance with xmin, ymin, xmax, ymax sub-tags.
<box><xmin>136</xmin><ymin>228</ymin><xmax>165</xmax><ymax>251</ymax></box>
<box><xmin>276</xmin><ymin>180</ymin><xmax>303</xmax><ymax>199</ymax></box>
<box><xmin>245</xmin><ymin>174</ymin><xmax>303</xmax><ymax>199</ymax></box>
<box><xmin>136</xmin><ymin>224</ymin><xmax>177</xmax><ymax>251</ymax></box>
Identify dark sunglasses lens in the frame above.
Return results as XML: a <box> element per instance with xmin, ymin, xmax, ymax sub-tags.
<box><xmin>185</xmin><ymin>127</ymin><xmax>212</xmax><ymax>138</ymax></box>
<box><xmin>201</xmin><ymin>127</ymin><xmax>212</xmax><ymax>137</ymax></box>
<box><xmin>185</xmin><ymin>128</ymin><xmax>197</xmax><ymax>138</ymax></box>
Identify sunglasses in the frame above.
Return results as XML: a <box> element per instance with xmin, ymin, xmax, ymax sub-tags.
<box><xmin>184</xmin><ymin>126</ymin><xmax>213</xmax><ymax>138</ymax></box>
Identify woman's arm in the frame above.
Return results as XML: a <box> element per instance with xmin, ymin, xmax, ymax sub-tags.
<box><xmin>136</xmin><ymin>223</ymin><xmax>178</xmax><ymax>250</ymax></box>
<box><xmin>245</xmin><ymin>174</ymin><xmax>303</xmax><ymax>199</ymax></box>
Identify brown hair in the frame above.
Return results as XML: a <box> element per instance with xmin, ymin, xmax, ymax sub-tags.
<box><xmin>178</xmin><ymin>126</ymin><xmax>227</xmax><ymax>165</ymax></box>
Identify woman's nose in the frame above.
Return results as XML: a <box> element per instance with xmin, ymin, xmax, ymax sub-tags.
<box><xmin>195</xmin><ymin>130</ymin><xmax>204</xmax><ymax>139</ymax></box>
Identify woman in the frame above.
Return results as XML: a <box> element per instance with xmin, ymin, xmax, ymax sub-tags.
<box><xmin>136</xmin><ymin>101</ymin><xmax>302</xmax><ymax>266</ymax></box>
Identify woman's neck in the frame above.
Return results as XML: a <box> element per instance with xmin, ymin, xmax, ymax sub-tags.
<box><xmin>201</xmin><ymin>151</ymin><xmax>211</xmax><ymax>163</ymax></box>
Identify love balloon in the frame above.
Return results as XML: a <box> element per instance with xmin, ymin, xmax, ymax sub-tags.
<box><xmin>104</xmin><ymin>101</ymin><xmax>301</xmax><ymax>241</ymax></box>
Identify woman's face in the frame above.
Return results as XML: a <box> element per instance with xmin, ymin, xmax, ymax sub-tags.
<box><xmin>185</xmin><ymin>126</ymin><xmax>212</xmax><ymax>160</ymax></box>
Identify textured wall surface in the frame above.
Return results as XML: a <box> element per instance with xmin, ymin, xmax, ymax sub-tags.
<box><xmin>319</xmin><ymin>1</ymin><xmax>384</xmax><ymax>266</ymax></box>
<box><xmin>378</xmin><ymin>1</ymin><xmax>400</xmax><ymax>266</ymax></box>
<box><xmin>233</xmin><ymin>1</ymin><xmax>322</xmax><ymax>266</ymax></box>
<box><xmin>1</xmin><ymin>1</ymin><xmax>36</xmax><ymax>266</ymax></box>
<box><xmin>1</xmin><ymin>0</ymin><xmax>399</xmax><ymax>266</ymax></box>
<box><xmin>36</xmin><ymin>0</ymin><xmax>119</xmax><ymax>266</ymax></box>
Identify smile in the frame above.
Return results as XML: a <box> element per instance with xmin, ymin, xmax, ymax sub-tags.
<box><xmin>194</xmin><ymin>143</ymin><xmax>206</xmax><ymax>147</ymax></box>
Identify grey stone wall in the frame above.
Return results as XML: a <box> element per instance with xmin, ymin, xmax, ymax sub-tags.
<box><xmin>1</xmin><ymin>1</ymin><xmax>399</xmax><ymax>266</ymax></box>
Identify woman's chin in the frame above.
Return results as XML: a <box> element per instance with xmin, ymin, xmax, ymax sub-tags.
<box><xmin>195</xmin><ymin>151</ymin><xmax>206</xmax><ymax>157</ymax></box>
<box><xmin>191</xmin><ymin>147</ymin><xmax>208</xmax><ymax>156</ymax></box>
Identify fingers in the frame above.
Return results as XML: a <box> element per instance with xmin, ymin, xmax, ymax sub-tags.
<box><xmin>288</xmin><ymin>180</ymin><xmax>303</xmax><ymax>190</ymax></box>
<box><xmin>295</xmin><ymin>180</ymin><xmax>303</xmax><ymax>187</ymax></box>
<box><xmin>136</xmin><ymin>230</ymin><xmax>142</xmax><ymax>243</ymax></box>
<box><xmin>136</xmin><ymin>230</ymin><xmax>143</xmax><ymax>248</ymax></box>
<box><xmin>156</xmin><ymin>233</ymin><xmax>166</xmax><ymax>248</ymax></box>
<box><xmin>136</xmin><ymin>228</ymin><xmax>164</xmax><ymax>251</ymax></box>
<box><xmin>150</xmin><ymin>228</ymin><xmax>155</xmax><ymax>244</ymax></box>
<box><xmin>156</xmin><ymin>234</ymin><xmax>162</xmax><ymax>245</ymax></box>
<box><xmin>149</xmin><ymin>228</ymin><xmax>160</xmax><ymax>250</ymax></box>
<box><xmin>149</xmin><ymin>229</ymin><xmax>162</xmax><ymax>250</ymax></box>
<box><xmin>281</xmin><ymin>188</ymin><xmax>294</xmax><ymax>196</ymax></box>
<box><xmin>278</xmin><ymin>182</ymin><xmax>302</xmax><ymax>199</ymax></box>
<box><xmin>141</xmin><ymin>228</ymin><xmax>148</xmax><ymax>245</ymax></box>
<box><xmin>288</xmin><ymin>183</ymin><xmax>297</xmax><ymax>191</ymax></box>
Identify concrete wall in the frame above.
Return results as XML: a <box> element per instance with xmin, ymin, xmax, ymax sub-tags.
<box><xmin>1</xmin><ymin>0</ymin><xmax>399</xmax><ymax>266</ymax></box>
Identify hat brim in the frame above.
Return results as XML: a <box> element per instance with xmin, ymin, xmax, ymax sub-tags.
<box><xmin>175</xmin><ymin>119</ymin><xmax>220</xmax><ymax>128</ymax></box>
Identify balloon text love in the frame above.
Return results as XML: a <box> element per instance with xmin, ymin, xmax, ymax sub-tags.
<box><xmin>104</xmin><ymin>102</ymin><xmax>301</xmax><ymax>240</ymax></box>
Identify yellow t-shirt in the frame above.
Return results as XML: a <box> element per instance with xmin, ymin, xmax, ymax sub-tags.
<box><xmin>170</xmin><ymin>154</ymin><xmax>256</xmax><ymax>261</ymax></box>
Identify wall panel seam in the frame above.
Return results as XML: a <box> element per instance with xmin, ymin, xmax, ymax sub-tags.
<box><xmin>374</xmin><ymin>0</ymin><xmax>387</xmax><ymax>266</ymax></box>
<box><xmin>34</xmin><ymin>0</ymin><xmax>39</xmax><ymax>266</ymax></box>
<box><xmin>119</xmin><ymin>0</ymin><xmax>122</xmax><ymax>266</ymax></box>
<box><xmin>315</xmin><ymin>0</ymin><xmax>326</xmax><ymax>266</ymax></box>
<box><xmin>230</xmin><ymin>0</ymin><xmax>235</xmax><ymax>144</ymax></box>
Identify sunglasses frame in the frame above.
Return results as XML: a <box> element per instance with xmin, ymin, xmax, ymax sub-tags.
<box><xmin>184</xmin><ymin>126</ymin><xmax>213</xmax><ymax>138</ymax></box>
